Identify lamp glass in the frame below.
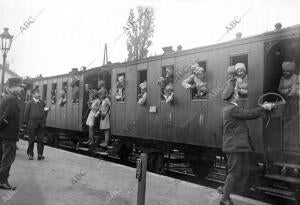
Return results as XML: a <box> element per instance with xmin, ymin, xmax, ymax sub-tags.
<box><xmin>0</xmin><ymin>28</ymin><xmax>13</xmax><ymax>52</ymax></box>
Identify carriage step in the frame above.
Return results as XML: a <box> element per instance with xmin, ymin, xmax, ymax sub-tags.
<box><xmin>274</xmin><ymin>162</ymin><xmax>300</xmax><ymax>170</ymax></box>
<box><xmin>256</xmin><ymin>186</ymin><xmax>296</xmax><ymax>201</ymax></box>
<box><xmin>265</xmin><ymin>174</ymin><xmax>300</xmax><ymax>184</ymax></box>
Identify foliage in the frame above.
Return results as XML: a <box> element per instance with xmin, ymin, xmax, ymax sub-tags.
<box><xmin>124</xmin><ymin>7</ymin><xmax>155</xmax><ymax>61</ymax></box>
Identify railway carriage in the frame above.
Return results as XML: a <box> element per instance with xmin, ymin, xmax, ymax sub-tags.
<box><xmin>28</xmin><ymin>24</ymin><xmax>300</xmax><ymax>202</ymax></box>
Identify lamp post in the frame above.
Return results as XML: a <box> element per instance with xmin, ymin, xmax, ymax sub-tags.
<box><xmin>0</xmin><ymin>28</ymin><xmax>13</xmax><ymax>93</ymax></box>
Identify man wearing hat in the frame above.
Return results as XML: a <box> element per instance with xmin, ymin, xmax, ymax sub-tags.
<box><xmin>0</xmin><ymin>78</ymin><xmax>25</xmax><ymax>189</ymax></box>
<box><xmin>24</xmin><ymin>88</ymin><xmax>49</xmax><ymax>160</ymax></box>
<box><xmin>220</xmin><ymin>81</ymin><xmax>274</xmax><ymax>205</ymax></box>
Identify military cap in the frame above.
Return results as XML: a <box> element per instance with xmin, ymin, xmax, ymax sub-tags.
<box><xmin>6</xmin><ymin>77</ymin><xmax>26</xmax><ymax>88</ymax></box>
<box><xmin>235</xmin><ymin>63</ymin><xmax>246</xmax><ymax>71</ymax></box>
<box><xmin>222</xmin><ymin>81</ymin><xmax>235</xmax><ymax>100</ymax></box>
<box><xmin>32</xmin><ymin>88</ymin><xmax>41</xmax><ymax>94</ymax></box>
<box><xmin>282</xmin><ymin>61</ymin><xmax>296</xmax><ymax>72</ymax></box>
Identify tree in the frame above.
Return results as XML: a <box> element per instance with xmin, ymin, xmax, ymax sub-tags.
<box><xmin>124</xmin><ymin>7</ymin><xmax>154</xmax><ymax>61</ymax></box>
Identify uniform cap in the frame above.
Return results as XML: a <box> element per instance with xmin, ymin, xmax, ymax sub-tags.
<box><xmin>6</xmin><ymin>77</ymin><xmax>26</xmax><ymax>88</ymax></box>
<box><xmin>235</xmin><ymin>63</ymin><xmax>246</xmax><ymax>71</ymax></box>
<box><xmin>282</xmin><ymin>61</ymin><xmax>296</xmax><ymax>72</ymax></box>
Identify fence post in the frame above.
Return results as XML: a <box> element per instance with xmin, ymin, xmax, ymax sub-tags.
<box><xmin>136</xmin><ymin>153</ymin><xmax>147</xmax><ymax>205</ymax></box>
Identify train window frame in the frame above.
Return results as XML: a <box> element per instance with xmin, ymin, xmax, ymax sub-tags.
<box><xmin>229</xmin><ymin>53</ymin><xmax>249</xmax><ymax>99</ymax></box>
<box><xmin>42</xmin><ymin>84</ymin><xmax>47</xmax><ymax>101</ymax></box>
<box><xmin>160</xmin><ymin>64</ymin><xmax>174</xmax><ymax>102</ymax></box>
<box><xmin>137</xmin><ymin>70</ymin><xmax>147</xmax><ymax>102</ymax></box>
<box><xmin>116</xmin><ymin>73</ymin><xmax>126</xmax><ymax>103</ymax></box>
<box><xmin>190</xmin><ymin>60</ymin><xmax>208</xmax><ymax>101</ymax></box>
<box><xmin>51</xmin><ymin>83</ymin><xmax>57</xmax><ymax>104</ymax></box>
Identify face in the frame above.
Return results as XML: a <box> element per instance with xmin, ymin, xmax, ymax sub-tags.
<box><xmin>33</xmin><ymin>91</ymin><xmax>41</xmax><ymax>99</ymax></box>
<box><xmin>237</xmin><ymin>69</ymin><xmax>246</xmax><ymax>78</ymax></box>
<box><xmin>196</xmin><ymin>72</ymin><xmax>205</xmax><ymax>80</ymax></box>
<box><xmin>283</xmin><ymin>70</ymin><xmax>292</xmax><ymax>78</ymax></box>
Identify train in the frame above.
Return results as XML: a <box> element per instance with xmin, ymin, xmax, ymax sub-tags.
<box><xmin>22</xmin><ymin>23</ymin><xmax>300</xmax><ymax>202</ymax></box>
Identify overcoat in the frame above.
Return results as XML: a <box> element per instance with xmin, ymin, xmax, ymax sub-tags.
<box><xmin>0</xmin><ymin>94</ymin><xmax>21</xmax><ymax>141</ymax></box>
<box><xmin>222</xmin><ymin>102</ymin><xmax>265</xmax><ymax>153</ymax></box>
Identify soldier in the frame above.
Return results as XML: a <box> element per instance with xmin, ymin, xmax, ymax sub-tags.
<box><xmin>278</xmin><ymin>61</ymin><xmax>299</xmax><ymax>98</ymax></box>
<box><xmin>24</xmin><ymin>88</ymin><xmax>49</xmax><ymax>160</ymax></box>
<box><xmin>234</xmin><ymin>63</ymin><xmax>248</xmax><ymax>97</ymax></box>
<box><xmin>138</xmin><ymin>81</ymin><xmax>147</xmax><ymax>105</ymax></box>
<box><xmin>0</xmin><ymin>78</ymin><xmax>25</xmax><ymax>189</ymax></box>
<box><xmin>220</xmin><ymin>82</ymin><xmax>274</xmax><ymax>205</ymax></box>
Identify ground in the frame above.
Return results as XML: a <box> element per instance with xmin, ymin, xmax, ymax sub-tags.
<box><xmin>0</xmin><ymin>140</ymin><xmax>271</xmax><ymax>205</ymax></box>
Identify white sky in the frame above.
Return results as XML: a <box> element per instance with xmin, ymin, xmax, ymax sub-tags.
<box><xmin>0</xmin><ymin>0</ymin><xmax>299</xmax><ymax>77</ymax></box>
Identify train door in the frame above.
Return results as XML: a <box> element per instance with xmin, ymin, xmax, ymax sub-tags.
<box><xmin>263</xmin><ymin>37</ymin><xmax>300</xmax><ymax>156</ymax></box>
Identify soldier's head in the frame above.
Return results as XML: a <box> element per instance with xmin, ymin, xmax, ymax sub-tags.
<box><xmin>222</xmin><ymin>81</ymin><xmax>239</xmax><ymax>102</ymax></box>
<box><xmin>6</xmin><ymin>78</ymin><xmax>25</xmax><ymax>97</ymax></box>
<box><xmin>140</xmin><ymin>81</ymin><xmax>147</xmax><ymax>94</ymax></box>
<box><xmin>97</xmin><ymin>80</ymin><xmax>105</xmax><ymax>89</ymax></box>
<box><xmin>235</xmin><ymin>63</ymin><xmax>247</xmax><ymax>78</ymax></box>
<box><xmin>282</xmin><ymin>61</ymin><xmax>296</xmax><ymax>78</ymax></box>
<box><xmin>32</xmin><ymin>88</ymin><xmax>41</xmax><ymax>100</ymax></box>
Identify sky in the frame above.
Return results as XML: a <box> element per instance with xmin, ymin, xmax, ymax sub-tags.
<box><xmin>0</xmin><ymin>0</ymin><xmax>299</xmax><ymax>77</ymax></box>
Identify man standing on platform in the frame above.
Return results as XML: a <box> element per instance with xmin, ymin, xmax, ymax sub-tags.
<box><xmin>220</xmin><ymin>82</ymin><xmax>274</xmax><ymax>205</ymax></box>
<box><xmin>24</xmin><ymin>88</ymin><xmax>48</xmax><ymax>160</ymax></box>
<box><xmin>0</xmin><ymin>78</ymin><xmax>25</xmax><ymax>190</ymax></box>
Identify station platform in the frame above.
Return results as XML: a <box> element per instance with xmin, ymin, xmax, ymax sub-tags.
<box><xmin>0</xmin><ymin>140</ymin><xmax>271</xmax><ymax>205</ymax></box>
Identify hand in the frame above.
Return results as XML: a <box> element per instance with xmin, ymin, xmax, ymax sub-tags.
<box><xmin>261</xmin><ymin>102</ymin><xmax>275</xmax><ymax>111</ymax></box>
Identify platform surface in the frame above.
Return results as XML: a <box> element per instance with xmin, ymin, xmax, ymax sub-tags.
<box><xmin>0</xmin><ymin>140</ymin><xmax>271</xmax><ymax>205</ymax></box>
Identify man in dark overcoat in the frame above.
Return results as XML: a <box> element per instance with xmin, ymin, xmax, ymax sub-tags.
<box><xmin>24</xmin><ymin>88</ymin><xmax>48</xmax><ymax>160</ymax></box>
<box><xmin>0</xmin><ymin>78</ymin><xmax>25</xmax><ymax>189</ymax></box>
<box><xmin>220</xmin><ymin>82</ymin><xmax>274</xmax><ymax>205</ymax></box>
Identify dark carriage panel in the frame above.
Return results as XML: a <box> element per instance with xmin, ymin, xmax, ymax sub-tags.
<box><xmin>136</xmin><ymin>63</ymin><xmax>149</xmax><ymax>139</ymax></box>
<box><xmin>160</xmin><ymin>58</ymin><xmax>176</xmax><ymax>142</ymax></box>
<box><xmin>174</xmin><ymin>55</ymin><xmax>193</xmax><ymax>143</ymax></box>
<box><xmin>111</xmin><ymin>66</ymin><xmax>127</xmax><ymax>136</ymax></box>
<box><xmin>125</xmin><ymin>65</ymin><xmax>138</xmax><ymax>137</ymax></box>
<box><xmin>147</xmin><ymin>60</ymin><xmax>162</xmax><ymax>140</ymax></box>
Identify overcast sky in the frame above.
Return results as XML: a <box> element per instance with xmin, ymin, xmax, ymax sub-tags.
<box><xmin>1</xmin><ymin>0</ymin><xmax>299</xmax><ymax>77</ymax></box>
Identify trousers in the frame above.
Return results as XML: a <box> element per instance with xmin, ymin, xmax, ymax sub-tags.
<box><xmin>223</xmin><ymin>152</ymin><xmax>250</xmax><ymax>200</ymax></box>
<box><xmin>0</xmin><ymin>139</ymin><xmax>16</xmax><ymax>183</ymax></box>
<box><xmin>27</xmin><ymin>124</ymin><xmax>45</xmax><ymax>156</ymax></box>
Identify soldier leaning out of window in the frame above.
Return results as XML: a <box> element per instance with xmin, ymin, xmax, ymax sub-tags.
<box><xmin>278</xmin><ymin>61</ymin><xmax>299</xmax><ymax>98</ymax></box>
<box><xmin>138</xmin><ymin>81</ymin><xmax>147</xmax><ymax>105</ymax></box>
<box><xmin>115</xmin><ymin>75</ymin><xmax>125</xmax><ymax>102</ymax></box>
<box><xmin>182</xmin><ymin>62</ymin><xmax>208</xmax><ymax>98</ymax></box>
<box><xmin>234</xmin><ymin>63</ymin><xmax>248</xmax><ymax>97</ymax></box>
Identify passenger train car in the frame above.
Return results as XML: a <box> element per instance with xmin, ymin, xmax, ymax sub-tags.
<box><xmin>27</xmin><ymin>24</ymin><xmax>300</xmax><ymax>202</ymax></box>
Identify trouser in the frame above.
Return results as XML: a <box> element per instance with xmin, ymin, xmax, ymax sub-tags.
<box><xmin>27</xmin><ymin>124</ymin><xmax>45</xmax><ymax>157</ymax></box>
<box><xmin>0</xmin><ymin>139</ymin><xmax>16</xmax><ymax>183</ymax></box>
<box><xmin>222</xmin><ymin>152</ymin><xmax>249</xmax><ymax>200</ymax></box>
<box><xmin>89</xmin><ymin>129</ymin><xmax>109</xmax><ymax>151</ymax></box>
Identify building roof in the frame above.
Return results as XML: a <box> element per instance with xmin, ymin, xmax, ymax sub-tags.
<box><xmin>0</xmin><ymin>64</ymin><xmax>21</xmax><ymax>78</ymax></box>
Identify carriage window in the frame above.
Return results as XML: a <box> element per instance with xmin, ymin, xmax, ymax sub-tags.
<box><xmin>230</xmin><ymin>54</ymin><xmax>248</xmax><ymax>98</ymax></box>
<box><xmin>190</xmin><ymin>61</ymin><xmax>208</xmax><ymax>100</ymax></box>
<box><xmin>59</xmin><ymin>82</ymin><xmax>68</xmax><ymax>106</ymax></box>
<box><xmin>115</xmin><ymin>73</ymin><xmax>125</xmax><ymax>102</ymax></box>
<box><xmin>51</xmin><ymin>83</ymin><xmax>57</xmax><ymax>104</ymax></box>
<box><xmin>137</xmin><ymin>70</ymin><xmax>147</xmax><ymax>105</ymax></box>
<box><xmin>42</xmin><ymin>84</ymin><xmax>47</xmax><ymax>101</ymax></box>
<box><xmin>71</xmin><ymin>77</ymin><xmax>80</xmax><ymax>103</ymax></box>
<box><xmin>159</xmin><ymin>65</ymin><xmax>174</xmax><ymax>103</ymax></box>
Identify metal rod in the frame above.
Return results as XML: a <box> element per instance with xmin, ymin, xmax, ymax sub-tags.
<box><xmin>1</xmin><ymin>52</ymin><xmax>7</xmax><ymax>93</ymax></box>
<box><xmin>137</xmin><ymin>153</ymin><xmax>147</xmax><ymax>205</ymax></box>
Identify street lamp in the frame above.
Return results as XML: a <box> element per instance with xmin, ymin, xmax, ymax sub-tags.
<box><xmin>0</xmin><ymin>28</ymin><xmax>13</xmax><ymax>93</ymax></box>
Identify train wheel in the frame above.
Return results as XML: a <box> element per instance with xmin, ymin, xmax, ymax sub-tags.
<box><xmin>117</xmin><ymin>143</ymin><xmax>132</xmax><ymax>161</ymax></box>
<box><xmin>190</xmin><ymin>158</ymin><xmax>214</xmax><ymax>177</ymax></box>
<box><xmin>147</xmin><ymin>152</ymin><xmax>164</xmax><ymax>174</ymax></box>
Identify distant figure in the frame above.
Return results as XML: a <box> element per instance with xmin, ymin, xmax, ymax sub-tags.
<box><xmin>84</xmin><ymin>90</ymin><xmax>100</xmax><ymax>145</ymax></box>
<box><xmin>220</xmin><ymin>81</ymin><xmax>274</xmax><ymax>205</ymax></box>
<box><xmin>58</xmin><ymin>90</ymin><xmax>67</xmax><ymax>106</ymax></box>
<box><xmin>89</xmin><ymin>89</ymin><xmax>111</xmax><ymax>151</ymax></box>
<box><xmin>235</xmin><ymin>63</ymin><xmax>248</xmax><ymax>97</ymax></box>
<box><xmin>164</xmin><ymin>83</ymin><xmax>174</xmax><ymax>103</ymax></box>
<box><xmin>278</xmin><ymin>61</ymin><xmax>299</xmax><ymax>98</ymax></box>
<box><xmin>227</xmin><ymin>66</ymin><xmax>236</xmax><ymax>83</ymax></box>
<box><xmin>71</xmin><ymin>76</ymin><xmax>80</xmax><ymax>103</ymax></box>
<box><xmin>0</xmin><ymin>78</ymin><xmax>25</xmax><ymax>190</ymax></box>
<box><xmin>182</xmin><ymin>62</ymin><xmax>208</xmax><ymax>98</ymax></box>
<box><xmin>24</xmin><ymin>89</ymin><xmax>49</xmax><ymax>160</ymax></box>
<box><xmin>138</xmin><ymin>81</ymin><xmax>147</xmax><ymax>105</ymax></box>
<box><xmin>115</xmin><ymin>75</ymin><xmax>125</xmax><ymax>102</ymax></box>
